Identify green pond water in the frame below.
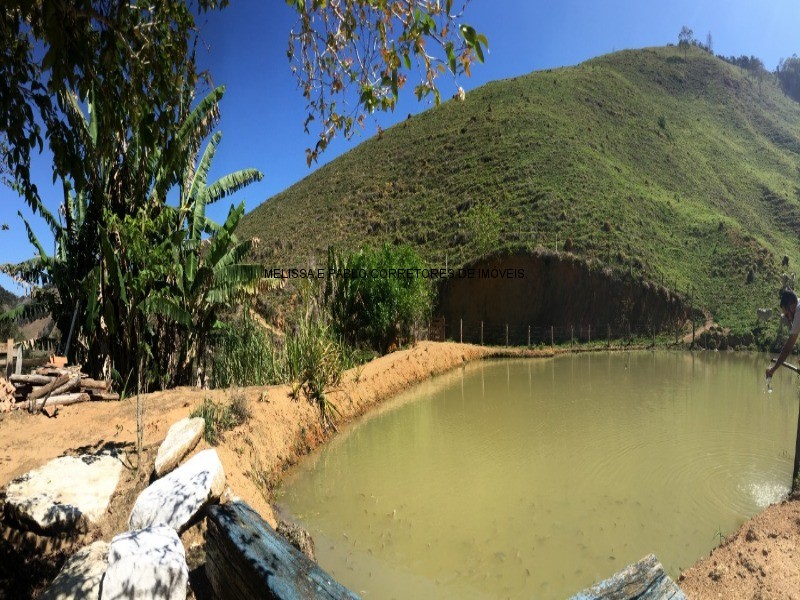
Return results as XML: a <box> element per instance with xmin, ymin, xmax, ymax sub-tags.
<box><xmin>275</xmin><ymin>351</ymin><xmax>798</xmax><ymax>599</ymax></box>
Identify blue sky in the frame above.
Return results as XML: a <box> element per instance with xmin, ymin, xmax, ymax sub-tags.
<box><xmin>2</xmin><ymin>0</ymin><xmax>799</xmax><ymax>292</ymax></box>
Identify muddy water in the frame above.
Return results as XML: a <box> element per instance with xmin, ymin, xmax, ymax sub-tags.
<box><xmin>275</xmin><ymin>352</ymin><xmax>798</xmax><ymax>599</ymax></box>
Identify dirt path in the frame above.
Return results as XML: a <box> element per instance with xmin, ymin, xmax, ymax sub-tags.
<box><xmin>1</xmin><ymin>341</ymin><xmax>798</xmax><ymax>598</ymax></box>
<box><xmin>681</xmin><ymin>311</ymin><xmax>714</xmax><ymax>345</ymax></box>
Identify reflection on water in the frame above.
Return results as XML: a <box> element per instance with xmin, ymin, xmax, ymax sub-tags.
<box><xmin>275</xmin><ymin>351</ymin><xmax>798</xmax><ymax>599</ymax></box>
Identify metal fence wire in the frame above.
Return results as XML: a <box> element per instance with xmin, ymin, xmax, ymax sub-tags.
<box><xmin>423</xmin><ymin>318</ymin><xmax>701</xmax><ymax>347</ymax></box>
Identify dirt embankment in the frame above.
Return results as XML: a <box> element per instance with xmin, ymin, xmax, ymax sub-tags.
<box><xmin>0</xmin><ymin>342</ymin><xmax>503</xmax><ymax>531</ymax></box>
<box><xmin>1</xmin><ymin>341</ymin><xmax>799</xmax><ymax>599</ymax></box>
<box><xmin>438</xmin><ymin>250</ymin><xmax>689</xmax><ymax>345</ymax></box>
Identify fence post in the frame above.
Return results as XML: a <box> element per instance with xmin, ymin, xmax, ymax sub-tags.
<box><xmin>528</xmin><ymin>325</ymin><xmax>531</xmax><ymax>347</ymax></box>
<box><xmin>551</xmin><ymin>326</ymin><xmax>554</xmax><ymax>348</ymax></box>
<box><xmin>5</xmin><ymin>339</ymin><xmax>12</xmax><ymax>379</ymax></box>
<box><xmin>460</xmin><ymin>318</ymin><xmax>463</xmax><ymax>344</ymax></box>
<box><xmin>15</xmin><ymin>345</ymin><xmax>22</xmax><ymax>375</ymax></box>
<box><xmin>588</xmin><ymin>324</ymin><xmax>591</xmax><ymax>345</ymax></box>
<box><xmin>607</xmin><ymin>324</ymin><xmax>611</xmax><ymax>349</ymax></box>
<box><xmin>481</xmin><ymin>321</ymin><xmax>484</xmax><ymax>346</ymax></box>
<box><xmin>506</xmin><ymin>324</ymin><xmax>509</xmax><ymax>346</ymax></box>
<box><xmin>571</xmin><ymin>326</ymin><xmax>574</xmax><ymax>350</ymax></box>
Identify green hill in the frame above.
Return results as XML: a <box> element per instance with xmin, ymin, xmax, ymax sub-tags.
<box><xmin>240</xmin><ymin>46</ymin><xmax>800</xmax><ymax>331</ymax></box>
<box><xmin>0</xmin><ymin>285</ymin><xmax>18</xmax><ymax>312</ymax></box>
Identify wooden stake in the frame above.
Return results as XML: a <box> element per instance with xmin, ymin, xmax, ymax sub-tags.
<box><xmin>5</xmin><ymin>339</ymin><xmax>12</xmax><ymax>380</ymax></box>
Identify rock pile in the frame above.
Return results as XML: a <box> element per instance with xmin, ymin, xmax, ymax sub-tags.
<box><xmin>35</xmin><ymin>416</ymin><xmax>223</xmax><ymax>599</ymax></box>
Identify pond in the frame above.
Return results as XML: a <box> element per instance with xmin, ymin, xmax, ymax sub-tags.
<box><xmin>275</xmin><ymin>351</ymin><xmax>798</xmax><ymax>599</ymax></box>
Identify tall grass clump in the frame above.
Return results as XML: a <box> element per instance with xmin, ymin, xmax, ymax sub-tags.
<box><xmin>191</xmin><ymin>391</ymin><xmax>251</xmax><ymax>445</ymax></box>
<box><xmin>283</xmin><ymin>283</ymin><xmax>347</xmax><ymax>429</ymax></box>
<box><xmin>211</xmin><ymin>309</ymin><xmax>280</xmax><ymax>388</ymax></box>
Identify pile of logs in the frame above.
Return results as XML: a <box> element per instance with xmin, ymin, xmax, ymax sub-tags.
<box><xmin>0</xmin><ymin>365</ymin><xmax>119</xmax><ymax>413</ymax></box>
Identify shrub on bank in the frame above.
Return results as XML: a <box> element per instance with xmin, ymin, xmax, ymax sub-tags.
<box><xmin>325</xmin><ymin>244</ymin><xmax>432</xmax><ymax>352</ymax></box>
<box><xmin>192</xmin><ymin>392</ymin><xmax>251</xmax><ymax>445</ymax></box>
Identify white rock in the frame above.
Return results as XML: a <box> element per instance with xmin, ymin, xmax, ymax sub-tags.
<box><xmin>128</xmin><ymin>448</ymin><xmax>225</xmax><ymax>531</ymax></box>
<box><xmin>4</xmin><ymin>452</ymin><xmax>124</xmax><ymax>534</ymax></box>
<box><xmin>154</xmin><ymin>417</ymin><xmax>205</xmax><ymax>477</ymax></box>
<box><xmin>40</xmin><ymin>541</ymin><xmax>109</xmax><ymax>600</ymax></box>
<box><xmin>101</xmin><ymin>526</ymin><xmax>187</xmax><ymax>600</ymax></box>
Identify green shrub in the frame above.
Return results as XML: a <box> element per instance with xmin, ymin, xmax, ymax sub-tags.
<box><xmin>191</xmin><ymin>393</ymin><xmax>250</xmax><ymax>445</ymax></box>
<box><xmin>325</xmin><ymin>243</ymin><xmax>432</xmax><ymax>352</ymax></box>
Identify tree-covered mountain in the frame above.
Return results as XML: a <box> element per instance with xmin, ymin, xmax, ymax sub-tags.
<box><xmin>0</xmin><ymin>285</ymin><xmax>18</xmax><ymax>311</ymax></box>
<box><xmin>240</xmin><ymin>46</ymin><xmax>800</xmax><ymax>330</ymax></box>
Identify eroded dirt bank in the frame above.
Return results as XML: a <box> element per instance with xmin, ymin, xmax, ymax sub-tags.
<box><xmin>0</xmin><ymin>341</ymin><xmax>798</xmax><ymax>598</ymax></box>
<box><xmin>0</xmin><ymin>342</ymin><xmax>506</xmax><ymax>530</ymax></box>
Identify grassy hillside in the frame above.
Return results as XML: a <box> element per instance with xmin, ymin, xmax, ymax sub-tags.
<box><xmin>240</xmin><ymin>46</ymin><xmax>800</xmax><ymax>331</ymax></box>
<box><xmin>0</xmin><ymin>286</ymin><xmax>18</xmax><ymax>312</ymax></box>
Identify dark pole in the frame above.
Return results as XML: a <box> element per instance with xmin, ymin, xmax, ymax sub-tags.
<box><xmin>771</xmin><ymin>359</ymin><xmax>800</xmax><ymax>492</ymax></box>
<box><xmin>793</xmin><ymin>401</ymin><xmax>800</xmax><ymax>493</ymax></box>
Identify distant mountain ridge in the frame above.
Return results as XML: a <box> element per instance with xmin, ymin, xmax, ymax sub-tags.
<box><xmin>0</xmin><ymin>285</ymin><xmax>18</xmax><ymax>311</ymax></box>
<box><xmin>240</xmin><ymin>45</ymin><xmax>800</xmax><ymax>330</ymax></box>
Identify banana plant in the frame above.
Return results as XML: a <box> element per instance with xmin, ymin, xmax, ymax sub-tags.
<box><xmin>0</xmin><ymin>179</ymin><xmax>90</xmax><ymax>351</ymax></box>
<box><xmin>7</xmin><ymin>78</ymin><xmax>265</xmax><ymax>389</ymax></box>
<box><xmin>141</xmin><ymin>86</ymin><xmax>264</xmax><ymax>386</ymax></box>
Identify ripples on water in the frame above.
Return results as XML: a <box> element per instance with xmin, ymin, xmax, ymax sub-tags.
<box><xmin>276</xmin><ymin>351</ymin><xmax>797</xmax><ymax>599</ymax></box>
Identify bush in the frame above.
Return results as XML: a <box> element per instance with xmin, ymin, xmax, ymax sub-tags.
<box><xmin>191</xmin><ymin>392</ymin><xmax>250</xmax><ymax>445</ymax></box>
<box><xmin>325</xmin><ymin>244</ymin><xmax>432</xmax><ymax>352</ymax></box>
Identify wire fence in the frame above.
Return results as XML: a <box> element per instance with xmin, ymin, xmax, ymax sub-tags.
<box><xmin>420</xmin><ymin>317</ymin><xmax>701</xmax><ymax>348</ymax></box>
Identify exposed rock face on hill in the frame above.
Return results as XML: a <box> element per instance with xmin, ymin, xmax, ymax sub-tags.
<box><xmin>437</xmin><ymin>250</ymin><xmax>688</xmax><ymax>344</ymax></box>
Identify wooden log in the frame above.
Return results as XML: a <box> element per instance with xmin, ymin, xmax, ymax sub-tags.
<box><xmin>50</xmin><ymin>376</ymin><xmax>81</xmax><ymax>397</ymax></box>
<box><xmin>35</xmin><ymin>367</ymin><xmax>74</xmax><ymax>377</ymax></box>
<box><xmin>205</xmin><ymin>501</ymin><xmax>360</xmax><ymax>600</ymax></box>
<box><xmin>11</xmin><ymin>374</ymin><xmax>54</xmax><ymax>386</ymax></box>
<box><xmin>569</xmin><ymin>554</ymin><xmax>686</xmax><ymax>600</ymax></box>
<box><xmin>88</xmin><ymin>391</ymin><xmax>120</xmax><ymax>401</ymax></box>
<box><xmin>79</xmin><ymin>378</ymin><xmax>109</xmax><ymax>390</ymax></box>
<box><xmin>28</xmin><ymin>374</ymin><xmax>71</xmax><ymax>401</ymax></box>
<box><xmin>28</xmin><ymin>393</ymin><xmax>90</xmax><ymax>412</ymax></box>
